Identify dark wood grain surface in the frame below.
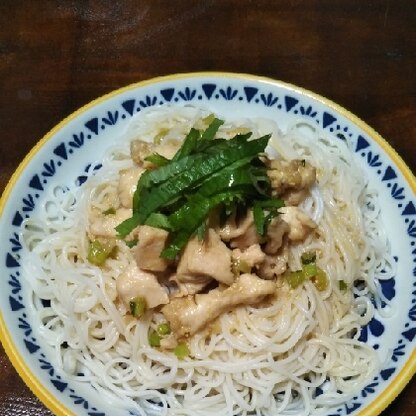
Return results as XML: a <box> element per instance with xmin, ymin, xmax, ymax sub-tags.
<box><xmin>0</xmin><ymin>1</ymin><xmax>414</xmax><ymax>415</ymax></box>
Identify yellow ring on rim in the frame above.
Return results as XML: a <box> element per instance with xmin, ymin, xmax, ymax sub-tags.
<box><xmin>0</xmin><ymin>72</ymin><xmax>415</xmax><ymax>416</ymax></box>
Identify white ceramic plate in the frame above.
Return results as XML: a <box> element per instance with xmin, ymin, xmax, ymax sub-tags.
<box><xmin>0</xmin><ymin>73</ymin><xmax>415</xmax><ymax>416</ymax></box>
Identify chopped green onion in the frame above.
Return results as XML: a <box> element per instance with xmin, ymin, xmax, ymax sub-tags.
<box><xmin>174</xmin><ymin>342</ymin><xmax>190</xmax><ymax>359</ymax></box>
<box><xmin>157</xmin><ymin>322</ymin><xmax>171</xmax><ymax>336</ymax></box>
<box><xmin>286</xmin><ymin>252</ymin><xmax>328</xmax><ymax>292</ymax></box>
<box><xmin>301</xmin><ymin>251</ymin><xmax>316</xmax><ymax>265</ymax></box>
<box><xmin>339</xmin><ymin>280</ymin><xmax>348</xmax><ymax>291</ymax></box>
<box><xmin>285</xmin><ymin>270</ymin><xmax>305</xmax><ymax>289</ymax></box>
<box><xmin>87</xmin><ymin>240</ymin><xmax>115</xmax><ymax>266</ymax></box>
<box><xmin>103</xmin><ymin>207</ymin><xmax>116</xmax><ymax>215</ymax></box>
<box><xmin>148</xmin><ymin>331</ymin><xmax>161</xmax><ymax>347</ymax></box>
<box><xmin>232</xmin><ymin>258</ymin><xmax>251</xmax><ymax>275</ymax></box>
<box><xmin>312</xmin><ymin>268</ymin><xmax>329</xmax><ymax>291</ymax></box>
<box><xmin>303</xmin><ymin>262</ymin><xmax>317</xmax><ymax>279</ymax></box>
<box><xmin>129</xmin><ymin>296</ymin><xmax>147</xmax><ymax>318</ymax></box>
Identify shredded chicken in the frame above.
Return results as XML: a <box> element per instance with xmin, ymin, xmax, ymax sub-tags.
<box><xmin>232</xmin><ymin>244</ymin><xmax>265</xmax><ymax>269</ymax></box>
<box><xmin>169</xmin><ymin>275</ymin><xmax>212</xmax><ymax>298</ymax></box>
<box><xmin>116</xmin><ymin>263</ymin><xmax>169</xmax><ymax>309</ymax></box>
<box><xmin>89</xmin><ymin>207</ymin><xmax>132</xmax><ymax>239</ymax></box>
<box><xmin>264</xmin><ymin>217</ymin><xmax>290</xmax><ymax>254</ymax></box>
<box><xmin>162</xmin><ymin>273</ymin><xmax>276</xmax><ymax>337</ymax></box>
<box><xmin>134</xmin><ymin>225</ymin><xmax>170</xmax><ymax>272</ymax></box>
<box><xmin>177</xmin><ymin>229</ymin><xmax>234</xmax><ymax>286</ymax></box>
<box><xmin>257</xmin><ymin>245</ymin><xmax>289</xmax><ymax>279</ymax></box>
<box><xmin>279</xmin><ymin>206</ymin><xmax>316</xmax><ymax>241</ymax></box>
<box><xmin>267</xmin><ymin>159</ymin><xmax>316</xmax><ymax>194</ymax></box>
<box><xmin>118</xmin><ymin>167</ymin><xmax>144</xmax><ymax>209</ymax></box>
<box><xmin>218</xmin><ymin>210</ymin><xmax>261</xmax><ymax>250</ymax></box>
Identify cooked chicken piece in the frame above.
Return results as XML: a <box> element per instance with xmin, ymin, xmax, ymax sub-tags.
<box><xmin>282</xmin><ymin>188</ymin><xmax>310</xmax><ymax>206</ymax></box>
<box><xmin>267</xmin><ymin>159</ymin><xmax>316</xmax><ymax>195</ymax></box>
<box><xmin>257</xmin><ymin>245</ymin><xmax>289</xmax><ymax>279</ymax></box>
<box><xmin>134</xmin><ymin>225</ymin><xmax>170</xmax><ymax>272</ymax></box>
<box><xmin>218</xmin><ymin>210</ymin><xmax>254</xmax><ymax>241</ymax></box>
<box><xmin>130</xmin><ymin>140</ymin><xmax>154</xmax><ymax>165</ymax></box>
<box><xmin>218</xmin><ymin>210</ymin><xmax>261</xmax><ymax>250</ymax></box>
<box><xmin>116</xmin><ymin>263</ymin><xmax>169</xmax><ymax>309</ymax></box>
<box><xmin>177</xmin><ymin>229</ymin><xmax>234</xmax><ymax>286</ymax></box>
<box><xmin>118</xmin><ymin>167</ymin><xmax>144</xmax><ymax>209</ymax></box>
<box><xmin>264</xmin><ymin>217</ymin><xmax>290</xmax><ymax>254</ymax></box>
<box><xmin>89</xmin><ymin>207</ymin><xmax>132</xmax><ymax>239</ymax></box>
<box><xmin>232</xmin><ymin>244</ymin><xmax>265</xmax><ymax>270</ymax></box>
<box><xmin>279</xmin><ymin>206</ymin><xmax>316</xmax><ymax>241</ymax></box>
<box><xmin>162</xmin><ymin>273</ymin><xmax>276</xmax><ymax>337</ymax></box>
<box><xmin>170</xmin><ymin>275</ymin><xmax>212</xmax><ymax>298</ymax></box>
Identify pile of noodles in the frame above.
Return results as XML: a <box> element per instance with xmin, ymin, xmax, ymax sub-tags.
<box><xmin>21</xmin><ymin>106</ymin><xmax>395</xmax><ymax>415</ymax></box>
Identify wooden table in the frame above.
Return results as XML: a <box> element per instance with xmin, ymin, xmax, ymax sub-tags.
<box><xmin>0</xmin><ymin>1</ymin><xmax>414</xmax><ymax>415</ymax></box>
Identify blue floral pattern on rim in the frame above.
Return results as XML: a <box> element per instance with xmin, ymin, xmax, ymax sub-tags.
<box><xmin>2</xmin><ymin>76</ymin><xmax>415</xmax><ymax>416</ymax></box>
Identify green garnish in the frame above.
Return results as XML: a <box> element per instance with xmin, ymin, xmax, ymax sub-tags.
<box><xmin>174</xmin><ymin>342</ymin><xmax>190</xmax><ymax>359</ymax></box>
<box><xmin>285</xmin><ymin>257</ymin><xmax>328</xmax><ymax>292</ymax></box>
<box><xmin>116</xmin><ymin>117</ymin><xmax>284</xmax><ymax>259</ymax></box>
<box><xmin>144</xmin><ymin>153</ymin><xmax>170</xmax><ymax>167</ymax></box>
<box><xmin>148</xmin><ymin>331</ymin><xmax>161</xmax><ymax>347</ymax></box>
<box><xmin>285</xmin><ymin>270</ymin><xmax>305</xmax><ymax>289</ymax></box>
<box><xmin>102</xmin><ymin>207</ymin><xmax>116</xmax><ymax>215</ymax></box>
<box><xmin>87</xmin><ymin>239</ymin><xmax>116</xmax><ymax>266</ymax></box>
<box><xmin>232</xmin><ymin>258</ymin><xmax>251</xmax><ymax>276</ymax></box>
<box><xmin>253</xmin><ymin>198</ymin><xmax>285</xmax><ymax>236</ymax></box>
<box><xmin>301</xmin><ymin>251</ymin><xmax>316</xmax><ymax>265</ymax></box>
<box><xmin>339</xmin><ymin>280</ymin><xmax>348</xmax><ymax>291</ymax></box>
<box><xmin>303</xmin><ymin>262</ymin><xmax>317</xmax><ymax>279</ymax></box>
<box><xmin>157</xmin><ymin>322</ymin><xmax>171</xmax><ymax>336</ymax></box>
<box><xmin>311</xmin><ymin>268</ymin><xmax>329</xmax><ymax>291</ymax></box>
<box><xmin>125</xmin><ymin>238</ymin><xmax>138</xmax><ymax>248</ymax></box>
<box><xmin>129</xmin><ymin>296</ymin><xmax>147</xmax><ymax>318</ymax></box>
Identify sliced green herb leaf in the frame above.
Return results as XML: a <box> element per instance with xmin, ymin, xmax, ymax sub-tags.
<box><xmin>144</xmin><ymin>153</ymin><xmax>170</xmax><ymax>167</ymax></box>
<box><xmin>144</xmin><ymin>212</ymin><xmax>172</xmax><ymax>230</ymax></box>
<box><xmin>200</xmin><ymin>117</ymin><xmax>224</xmax><ymax>141</ymax></box>
<box><xmin>171</xmin><ymin>128</ymin><xmax>200</xmax><ymax>162</ymax></box>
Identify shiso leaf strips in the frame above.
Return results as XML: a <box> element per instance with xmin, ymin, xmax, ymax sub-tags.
<box><xmin>116</xmin><ymin>117</ymin><xmax>284</xmax><ymax>258</ymax></box>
